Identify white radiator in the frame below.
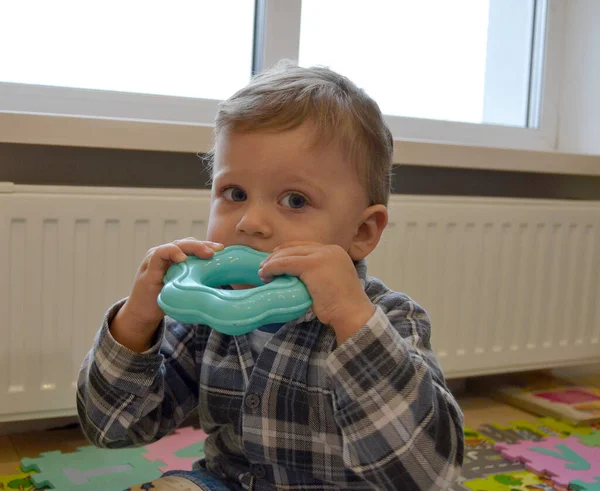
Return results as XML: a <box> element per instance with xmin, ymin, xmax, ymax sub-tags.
<box><xmin>1</xmin><ymin>183</ymin><xmax>599</xmax><ymax>421</ymax></box>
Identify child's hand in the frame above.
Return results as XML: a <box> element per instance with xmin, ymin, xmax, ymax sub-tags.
<box><xmin>113</xmin><ymin>239</ymin><xmax>223</xmax><ymax>351</ymax></box>
<box><xmin>125</xmin><ymin>238</ymin><xmax>224</xmax><ymax>327</ymax></box>
<box><xmin>258</xmin><ymin>242</ymin><xmax>375</xmax><ymax>344</ymax></box>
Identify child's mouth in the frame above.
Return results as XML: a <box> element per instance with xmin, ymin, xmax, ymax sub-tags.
<box><xmin>230</xmin><ymin>283</ymin><xmax>258</xmax><ymax>290</ymax></box>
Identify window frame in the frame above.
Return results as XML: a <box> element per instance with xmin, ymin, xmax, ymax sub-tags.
<box><xmin>0</xmin><ymin>0</ymin><xmax>593</xmax><ymax>175</ymax></box>
<box><xmin>387</xmin><ymin>0</ymin><xmax>561</xmax><ymax>151</ymax></box>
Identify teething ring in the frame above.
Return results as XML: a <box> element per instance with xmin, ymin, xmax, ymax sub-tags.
<box><xmin>158</xmin><ymin>245</ymin><xmax>312</xmax><ymax>335</ymax></box>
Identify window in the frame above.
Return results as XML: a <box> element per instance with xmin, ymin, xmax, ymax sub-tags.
<box><xmin>299</xmin><ymin>0</ymin><xmax>542</xmax><ymax>129</ymax></box>
<box><xmin>0</xmin><ymin>0</ymin><xmax>255</xmax><ymax>101</ymax></box>
<box><xmin>0</xmin><ymin>0</ymin><xmax>561</xmax><ymax>154</ymax></box>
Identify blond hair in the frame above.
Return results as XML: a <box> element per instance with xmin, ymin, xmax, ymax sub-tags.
<box><xmin>209</xmin><ymin>61</ymin><xmax>393</xmax><ymax>206</ymax></box>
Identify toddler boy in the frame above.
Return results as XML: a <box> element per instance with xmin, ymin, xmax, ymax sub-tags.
<box><xmin>77</xmin><ymin>62</ymin><xmax>464</xmax><ymax>490</ymax></box>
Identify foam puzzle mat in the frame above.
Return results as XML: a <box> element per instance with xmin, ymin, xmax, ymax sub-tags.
<box><xmin>452</xmin><ymin>419</ymin><xmax>600</xmax><ymax>491</ymax></box>
<box><xmin>2</xmin><ymin>422</ymin><xmax>600</xmax><ymax>490</ymax></box>
<box><xmin>1</xmin><ymin>426</ymin><xmax>207</xmax><ymax>491</ymax></box>
<box><xmin>0</xmin><ymin>470</ymin><xmax>37</xmax><ymax>490</ymax></box>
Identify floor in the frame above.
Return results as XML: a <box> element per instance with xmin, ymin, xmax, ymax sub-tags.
<box><xmin>0</xmin><ymin>370</ymin><xmax>598</xmax><ymax>477</ymax></box>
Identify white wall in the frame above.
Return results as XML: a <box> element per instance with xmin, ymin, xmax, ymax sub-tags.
<box><xmin>558</xmin><ymin>0</ymin><xmax>600</xmax><ymax>155</ymax></box>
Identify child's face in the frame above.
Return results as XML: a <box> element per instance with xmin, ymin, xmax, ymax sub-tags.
<box><xmin>206</xmin><ymin>122</ymin><xmax>370</xmax><ymax>255</ymax></box>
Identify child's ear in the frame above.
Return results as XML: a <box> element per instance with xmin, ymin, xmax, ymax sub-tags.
<box><xmin>348</xmin><ymin>204</ymin><xmax>388</xmax><ymax>261</ymax></box>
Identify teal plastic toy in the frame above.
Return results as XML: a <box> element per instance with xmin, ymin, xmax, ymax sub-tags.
<box><xmin>158</xmin><ymin>245</ymin><xmax>312</xmax><ymax>335</ymax></box>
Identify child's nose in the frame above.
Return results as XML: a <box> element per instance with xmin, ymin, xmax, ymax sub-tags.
<box><xmin>236</xmin><ymin>205</ymin><xmax>272</xmax><ymax>238</ymax></box>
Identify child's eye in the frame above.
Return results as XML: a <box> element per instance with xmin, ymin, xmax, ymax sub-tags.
<box><xmin>280</xmin><ymin>193</ymin><xmax>308</xmax><ymax>209</ymax></box>
<box><xmin>223</xmin><ymin>187</ymin><xmax>247</xmax><ymax>202</ymax></box>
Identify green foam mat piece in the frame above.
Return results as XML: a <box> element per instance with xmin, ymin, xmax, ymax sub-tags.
<box><xmin>579</xmin><ymin>431</ymin><xmax>600</xmax><ymax>448</ymax></box>
<box><xmin>173</xmin><ymin>440</ymin><xmax>205</xmax><ymax>459</ymax></box>
<box><xmin>21</xmin><ymin>445</ymin><xmax>165</xmax><ymax>490</ymax></box>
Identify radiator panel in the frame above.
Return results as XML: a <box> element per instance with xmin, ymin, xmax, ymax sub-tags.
<box><xmin>0</xmin><ymin>186</ymin><xmax>598</xmax><ymax>420</ymax></box>
<box><xmin>367</xmin><ymin>200</ymin><xmax>600</xmax><ymax>378</ymax></box>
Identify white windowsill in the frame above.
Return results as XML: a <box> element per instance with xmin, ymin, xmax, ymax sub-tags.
<box><xmin>1</xmin><ymin>111</ymin><xmax>600</xmax><ymax>176</ymax></box>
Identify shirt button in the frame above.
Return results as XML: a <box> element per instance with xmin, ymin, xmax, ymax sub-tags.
<box><xmin>239</xmin><ymin>472</ymin><xmax>253</xmax><ymax>486</ymax></box>
<box><xmin>245</xmin><ymin>393</ymin><xmax>261</xmax><ymax>409</ymax></box>
<box><xmin>251</xmin><ymin>463</ymin><xmax>267</xmax><ymax>479</ymax></box>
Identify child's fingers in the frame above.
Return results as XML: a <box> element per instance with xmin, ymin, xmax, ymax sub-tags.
<box><xmin>260</xmin><ymin>245</ymin><xmax>318</xmax><ymax>269</ymax></box>
<box><xmin>259</xmin><ymin>253</ymin><xmax>314</xmax><ymax>282</ymax></box>
<box><xmin>172</xmin><ymin>238</ymin><xmax>224</xmax><ymax>259</ymax></box>
<box><xmin>145</xmin><ymin>241</ymin><xmax>222</xmax><ymax>274</ymax></box>
<box><xmin>259</xmin><ymin>246</ymin><xmax>320</xmax><ymax>280</ymax></box>
<box><xmin>150</xmin><ymin>243</ymin><xmax>189</xmax><ymax>269</ymax></box>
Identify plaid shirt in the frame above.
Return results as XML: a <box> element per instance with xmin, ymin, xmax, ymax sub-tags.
<box><xmin>77</xmin><ymin>259</ymin><xmax>464</xmax><ymax>490</ymax></box>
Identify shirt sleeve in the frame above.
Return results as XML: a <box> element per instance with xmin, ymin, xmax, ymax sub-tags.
<box><xmin>326</xmin><ymin>291</ymin><xmax>464</xmax><ymax>490</ymax></box>
<box><xmin>76</xmin><ymin>298</ymin><xmax>209</xmax><ymax>448</ymax></box>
